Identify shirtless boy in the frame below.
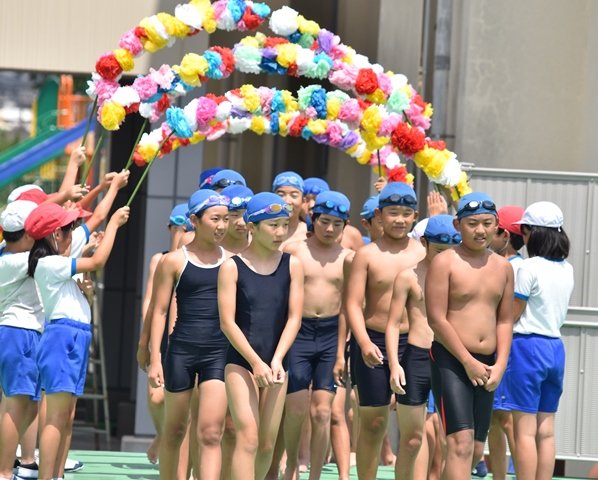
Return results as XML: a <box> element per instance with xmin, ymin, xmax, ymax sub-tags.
<box><xmin>426</xmin><ymin>192</ymin><xmax>514</xmax><ymax>480</ymax></box>
<box><xmin>386</xmin><ymin>215</ymin><xmax>461</xmax><ymax>480</ymax></box>
<box><xmin>272</xmin><ymin>171</ymin><xmax>308</xmax><ymax>248</ymax></box>
<box><xmin>345</xmin><ymin>182</ymin><xmax>425</xmax><ymax>480</ymax></box>
<box><xmin>283</xmin><ymin>191</ymin><xmax>355</xmax><ymax>480</ymax></box>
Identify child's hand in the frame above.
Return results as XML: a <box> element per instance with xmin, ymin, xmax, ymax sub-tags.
<box><xmin>110</xmin><ymin>206</ymin><xmax>130</xmax><ymax>227</ymax></box>
<box><xmin>70</xmin><ymin>146</ymin><xmax>87</xmax><ymax>166</ymax></box>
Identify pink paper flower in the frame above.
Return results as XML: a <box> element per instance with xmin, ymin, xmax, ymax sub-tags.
<box><xmin>119</xmin><ymin>29</ymin><xmax>143</xmax><ymax>56</ymax></box>
<box><xmin>132</xmin><ymin>76</ymin><xmax>159</xmax><ymax>101</ymax></box>
<box><xmin>149</xmin><ymin>65</ymin><xmax>175</xmax><ymax>90</ymax></box>
<box><xmin>196</xmin><ymin>97</ymin><xmax>219</xmax><ymax>128</ymax></box>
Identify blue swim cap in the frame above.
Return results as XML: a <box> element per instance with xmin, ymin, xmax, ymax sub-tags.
<box><xmin>221</xmin><ymin>185</ymin><xmax>254</xmax><ymax>211</ymax></box>
<box><xmin>303</xmin><ymin>177</ymin><xmax>330</xmax><ymax>196</ymax></box>
<box><xmin>199</xmin><ymin>167</ymin><xmax>223</xmax><ymax>189</ymax></box>
<box><xmin>360</xmin><ymin>195</ymin><xmax>379</xmax><ymax>220</ymax></box>
<box><xmin>187</xmin><ymin>190</ymin><xmax>229</xmax><ymax>216</ymax></box>
<box><xmin>312</xmin><ymin>191</ymin><xmax>351</xmax><ymax>220</ymax></box>
<box><xmin>210</xmin><ymin>169</ymin><xmax>247</xmax><ymax>190</ymax></box>
<box><xmin>424</xmin><ymin>214</ymin><xmax>461</xmax><ymax>245</ymax></box>
<box><xmin>456</xmin><ymin>192</ymin><xmax>497</xmax><ymax>220</ymax></box>
<box><xmin>378</xmin><ymin>183</ymin><xmax>417</xmax><ymax>209</ymax></box>
<box><xmin>272</xmin><ymin>171</ymin><xmax>304</xmax><ymax>193</ymax></box>
<box><xmin>244</xmin><ymin>192</ymin><xmax>292</xmax><ymax>224</ymax></box>
<box><xmin>169</xmin><ymin>203</ymin><xmax>189</xmax><ymax>226</ymax></box>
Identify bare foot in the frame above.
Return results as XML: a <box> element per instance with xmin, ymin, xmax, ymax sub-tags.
<box><xmin>381</xmin><ymin>454</ymin><xmax>396</xmax><ymax>467</ymax></box>
<box><xmin>147</xmin><ymin>435</ymin><xmax>160</xmax><ymax>464</ymax></box>
<box><xmin>299</xmin><ymin>463</ymin><xmax>308</xmax><ymax>473</ymax></box>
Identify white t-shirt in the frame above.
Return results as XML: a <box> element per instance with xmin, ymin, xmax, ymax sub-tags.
<box><xmin>0</xmin><ymin>250</ymin><xmax>44</xmax><ymax>331</ymax></box>
<box><xmin>35</xmin><ymin>255</ymin><xmax>91</xmax><ymax>324</ymax></box>
<box><xmin>508</xmin><ymin>254</ymin><xmax>524</xmax><ymax>277</ymax></box>
<box><xmin>70</xmin><ymin>224</ymin><xmax>91</xmax><ymax>259</ymax></box>
<box><xmin>514</xmin><ymin>256</ymin><xmax>574</xmax><ymax>337</ymax></box>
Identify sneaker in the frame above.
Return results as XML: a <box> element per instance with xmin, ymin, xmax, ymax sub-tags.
<box><xmin>64</xmin><ymin>458</ymin><xmax>84</xmax><ymax>473</ymax></box>
<box><xmin>472</xmin><ymin>460</ymin><xmax>488</xmax><ymax>478</ymax></box>
<box><xmin>16</xmin><ymin>462</ymin><xmax>39</xmax><ymax>479</ymax></box>
<box><xmin>13</xmin><ymin>459</ymin><xmax>20</xmax><ymax>470</ymax></box>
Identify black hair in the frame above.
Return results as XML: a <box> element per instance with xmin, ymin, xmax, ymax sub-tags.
<box><xmin>509</xmin><ymin>233</ymin><xmax>524</xmax><ymax>252</ymax></box>
<box><xmin>2</xmin><ymin>229</ymin><xmax>25</xmax><ymax>243</ymax></box>
<box><xmin>311</xmin><ymin>212</ymin><xmax>347</xmax><ymax>226</ymax></box>
<box><xmin>522</xmin><ymin>225</ymin><xmax>569</xmax><ymax>259</ymax></box>
<box><xmin>28</xmin><ymin>237</ymin><xmax>58</xmax><ymax>277</ymax></box>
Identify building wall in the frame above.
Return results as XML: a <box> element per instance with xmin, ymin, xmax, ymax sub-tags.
<box><xmin>450</xmin><ymin>0</ymin><xmax>598</xmax><ymax>173</ymax></box>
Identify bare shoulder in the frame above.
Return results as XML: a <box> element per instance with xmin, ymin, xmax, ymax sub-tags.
<box><xmin>429</xmin><ymin>247</ymin><xmax>456</xmax><ymax>270</ymax></box>
<box><xmin>283</xmin><ymin>239</ymin><xmax>306</xmax><ymax>255</ymax></box>
<box><xmin>160</xmin><ymin>249</ymin><xmax>185</xmax><ymax>270</ymax></box>
<box><xmin>288</xmin><ymin>253</ymin><xmax>304</xmax><ymax>273</ymax></box>
<box><xmin>220</xmin><ymin>256</ymin><xmax>239</xmax><ymax>275</ymax></box>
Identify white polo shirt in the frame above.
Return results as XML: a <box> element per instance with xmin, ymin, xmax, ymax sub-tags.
<box><xmin>35</xmin><ymin>256</ymin><xmax>91</xmax><ymax>324</ymax></box>
<box><xmin>514</xmin><ymin>256</ymin><xmax>574</xmax><ymax>338</ymax></box>
<box><xmin>0</xmin><ymin>250</ymin><xmax>44</xmax><ymax>332</ymax></box>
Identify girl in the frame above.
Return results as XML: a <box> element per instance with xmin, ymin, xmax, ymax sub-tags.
<box><xmin>218</xmin><ymin>192</ymin><xmax>304</xmax><ymax>480</ymax></box>
<box><xmin>506</xmin><ymin>201</ymin><xmax>574</xmax><ymax>480</ymax></box>
<box><xmin>147</xmin><ymin>190</ymin><xmax>230</xmax><ymax>480</ymax></box>
<box><xmin>25</xmin><ymin>202</ymin><xmax>129</xmax><ymax>480</ymax></box>
<box><xmin>0</xmin><ymin>200</ymin><xmax>40</xmax><ymax>480</ymax></box>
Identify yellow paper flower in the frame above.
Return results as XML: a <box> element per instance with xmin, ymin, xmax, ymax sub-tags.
<box><xmin>356</xmin><ymin>150</ymin><xmax>372</xmax><ymax>165</ymax></box>
<box><xmin>138</xmin><ymin>143</ymin><xmax>158</xmax><ymax>162</ymax></box>
<box><xmin>157</xmin><ymin>13</ymin><xmax>190</xmax><ymax>37</ymax></box>
<box><xmin>113</xmin><ymin>49</ymin><xmax>134</xmax><ymax>72</ymax></box>
<box><xmin>276</xmin><ymin>43</ymin><xmax>298</xmax><ymax>68</ymax></box>
<box><xmin>307</xmin><ymin>119</ymin><xmax>327</xmax><ymax>135</ymax></box>
<box><xmin>362</xmin><ymin>131</ymin><xmax>389</xmax><ymax>151</ymax></box>
<box><xmin>423</xmin><ymin>103</ymin><xmax>433</xmax><ymax>118</ymax></box>
<box><xmin>202</xmin><ymin>8</ymin><xmax>217</xmax><ymax>33</ymax></box>
<box><xmin>100</xmin><ymin>102</ymin><xmax>126</xmax><ymax>131</ymax></box>
<box><xmin>406</xmin><ymin>173</ymin><xmax>415</xmax><ymax>185</ymax></box>
<box><xmin>327</xmin><ymin>98</ymin><xmax>341</xmax><ymax>119</ymax></box>
<box><xmin>361</xmin><ymin>106</ymin><xmax>382</xmax><ymax>133</ymax></box>
<box><xmin>240</xmin><ymin>35</ymin><xmax>260</xmax><ymax>48</ymax></box>
<box><xmin>177</xmin><ymin>53</ymin><xmax>209</xmax><ymax>86</ymax></box>
<box><xmin>240</xmin><ymin>85</ymin><xmax>260</xmax><ymax>112</ymax></box>
<box><xmin>139</xmin><ymin>18</ymin><xmax>168</xmax><ymax>53</ymax></box>
<box><xmin>250</xmin><ymin>117</ymin><xmax>266</xmax><ymax>135</ymax></box>
<box><xmin>278</xmin><ymin>113</ymin><xmax>292</xmax><ymax>136</ymax></box>
<box><xmin>189</xmin><ymin>132</ymin><xmax>206</xmax><ymax>144</ymax></box>
<box><xmin>367</xmin><ymin>88</ymin><xmax>386</xmax><ymax>105</ymax></box>
<box><xmin>297</xmin><ymin>15</ymin><xmax>320</xmax><ymax>36</ymax></box>
<box><xmin>281</xmin><ymin>90</ymin><xmax>298</xmax><ymax>112</ymax></box>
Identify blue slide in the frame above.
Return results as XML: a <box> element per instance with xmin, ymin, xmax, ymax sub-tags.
<box><xmin>0</xmin><ymin>119</ymin><xmax>88</xmax><ymax>188</ymax></box>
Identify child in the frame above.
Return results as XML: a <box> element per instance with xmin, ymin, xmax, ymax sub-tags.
<box><xmin>426</xmin><ymin>192</ymin><xmax>513</xmax><ymax>480</ymax></box>
<box><xmin>147</xmin><ymin>190</ymin><xmax>230</xmax><ymax>480</ymax></box>
<box><xmin>0</xmin><ymin>200</ymin><xmax>41</xmax><ymax>480</ymax></box>
<box><xmin>218</xmin><ymin>192</ymin><xmax>304</xmax><ymax>480</ymax></box>
<box><xmin>272</xmin><ymin>172</ymin><xmax>308</xmax><ymax>248</ymax></box>
<box><xmin>506</xmin><ymin>201</ymin><xmax>574</xmax><ymax>480</ymax></box>
<box><xmin>25</xmin><ymin>202</ymin><xmax>129</xmax><ymax>480</ymax></box>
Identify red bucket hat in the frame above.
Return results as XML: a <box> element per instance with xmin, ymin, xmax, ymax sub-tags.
<box><xmin>24</xmin><ymin>204</ymin><xmax>80</xmax><ymax>240</ymax></box>
<box><xmin>497</xmin><ymin>205</ymin><xmax>524</xmax><ymax>236</ymax></box>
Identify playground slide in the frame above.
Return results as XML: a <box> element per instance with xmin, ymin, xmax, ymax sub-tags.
<box><xmin>0</xmin><ymin>119</ymin><xmax>87</xmax><ymax>188</ymax></box>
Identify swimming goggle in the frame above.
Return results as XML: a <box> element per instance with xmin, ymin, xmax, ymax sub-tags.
<box><xmin>424</xmin><ymin>233</ymin><xmax>462</xmax><ymax>245</ymax></box>
<box><xmin>212</xmin><ymin>178</ymin><xmax>244</xmax><ymax>189</ymax></box>
<box><xmin>246</xmin><ymin>202</ymin><xmax>293</xmax><ymax>221</ymax></box>
<box><xmin>314</xmin><ymin>200</ymin><xmax>348</xmax><ymax>214</ymax></box>
<box><xmin>274</xmin><ymin>175</ymin><xmax>303</xmax><ymax>189</ymax></box>
<box><xmin>229</xmin><ymin>196</ymin><xmax>252</xmax><ymax>210</ymax></box>
<box><xmin>380</xmin><ymin>193</ymin><xmax>417</xmax><ymax>208</ymax></box>
<box><xmin>188</xmin><ymin>195</ymin><xmax>229</xmax><ymax>215</ymax></box>
<box><xmin>457</xmin><ymin>200</ymin><xmax>496</xmax><ymax>216</ymax></box>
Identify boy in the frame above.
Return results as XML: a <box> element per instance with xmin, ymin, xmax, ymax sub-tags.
<box><xmin>426</xmin><ymin>192</ymin><xmax>513</xmax><ymax>480</ymax></box>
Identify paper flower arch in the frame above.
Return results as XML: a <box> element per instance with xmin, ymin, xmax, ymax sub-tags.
<box><xmin>88</xmin><ymin>0</ymin><xmax>472</xmax><ymax>199</ymax></box>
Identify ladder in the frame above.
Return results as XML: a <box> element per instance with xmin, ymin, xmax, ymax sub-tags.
<box><xmin>73</xmin><ymin>278</ymin><xmax>111</xmax><ymax>450</ymax></box>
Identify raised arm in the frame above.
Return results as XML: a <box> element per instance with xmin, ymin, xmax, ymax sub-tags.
<box><xmin>75</xmin><ymin>207</ymin><xmax>129</xmax><ymax>273</ymax></box>
<box><xmin>46</xmin><ymin>146</ymin><xmax>89</xmax><ymax>205</ymax></box>
<box><xmin>84</xmin><ymin>170</ymin><xmax>130</xmax><ymax>233</ymax></box>
<box><xmin>486</xmin><ymin>263</ymin><xmax>514</xmax><ymax>391</ymax></box>
<box><xmin>272</xmin><ymin>255</ymin><xmax>305</xmax><ymax>383</ymax></box>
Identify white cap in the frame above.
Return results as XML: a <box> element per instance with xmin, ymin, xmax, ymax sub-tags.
<box><xmin>7</xmin><ymin>184</ymin><xmax>43</xmax><ymax>203</ymax></box>
<box><xmin>514</xmin><ymin>201</ymin><xmax>564</xmax><ymax>229</ymax></box>
<box><xmin>409</xmin><ymin>218</ymin><xmax>429</xmax><ymax>241</ymax></box>
<box><xmin>0</xmin><ymin>200</ymin><xmax>38</xmax><ymax>232</ymax></box>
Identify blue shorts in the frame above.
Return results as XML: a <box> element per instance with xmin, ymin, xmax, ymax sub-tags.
<box><xmin>0</xmin><ymin>326</ymin><xmax>41</xmax><ymax>401</ymax></box>
<box><xmin>38</xmin><ymin>319</ymin><xmax>92</xmax><ymax>396</ymax></box>
<box><xmin>287</xmin><ymin>316</ymin><xmax>338</xmax><ymax>394</ymax></box>
<box><xmin>397</xmin><ymin>343</ymin><xmax>431</xmax><ymax>406</ymax></box>
<box><xmin>493</xmin><ymin>355</ymin><xmax>513</xmax><ymax>411</ymax></box>
<box><xmin>427</xmin><ymin>390</ymin><xmax>436</xmax><ymax>414</ymax></box>
<box><xmin>504</xmin><ymin>334</ymin><xmax>565</xmax><ymax>414</ymax></box>
<box><xmin>164</xmin><ymin>340</ymin><xmax>227</xmax><ymax>392</ymax></box>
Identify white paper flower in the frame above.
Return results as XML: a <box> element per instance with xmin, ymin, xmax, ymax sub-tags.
<box><xmin>390</xmin><ymin>74</ymin><xmax>408</xmax><ymax>90</ymax></box>
<box><xmin>183</xmin><ymin>98</ymin><xmax>199</xmax><ymax>132</ymax></box>
<box><xmin>139</xmin><ymin>103</ymin><xmax>154</xmax><ymax>119</ymax></box>
<box><xmin>296</xmin><ymin>49</ymin><xmax>315</xmax><ymax>76</ymax></box>
<box><xmin>227</xmin><ymin>117</ymin><xmax>251</xmax><ymax>134</ymax></box>
<box><xmin>217</xmin><ymin>8</ymin><xmax>237</xmax><ymax>31</ymax></box>
<box><xmin>175</xmin><ymin>3</ymin><xmax>204</xmax><ymax>29</ymax></box>
<box><xmin>385</xmin><ymin>152</ymin><xmax>402</xmax><ymax>170</ymax></box>
<box><xmin>148</xmin><ymin>15</ymin><xmax>169</xmax><ymax>40</ymax></box>
<box><xmin>111</xmin><ymin>86</ymin><xmax>140</xmax><ymax>107</ymax></box>
<box><xmin>269</xmin><ymin>6</ymin><xmax>299</xmax><ymax>36</ymax></box>
<box><xmin>215</xmin><ymin>101</ymin><xmax>232</xmax><ymax>121</ymax></box>
<box><xmin>234</xmin><ymin>46</ymin><xmax>263</xmax><ymax>74</ymax></box>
